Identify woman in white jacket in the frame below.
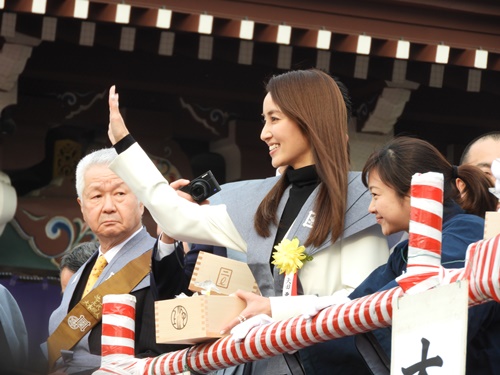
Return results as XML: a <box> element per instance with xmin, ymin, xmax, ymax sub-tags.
<box><xmin>107</xmin><ymin>69</ymin><xmax>390</xmax><ymax>374</ymax></box>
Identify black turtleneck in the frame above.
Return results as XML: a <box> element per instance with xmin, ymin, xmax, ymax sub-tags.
<box><xmin>271</xmin><ymin>165</ymin><xmax>320</xmax><ymax>269</ymax></box>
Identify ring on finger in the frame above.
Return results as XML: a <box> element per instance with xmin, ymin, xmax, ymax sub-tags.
<box><xmin>237</xmin><ymin>314</ymin><xmax>246</xmax><ymax>323</ymax></box>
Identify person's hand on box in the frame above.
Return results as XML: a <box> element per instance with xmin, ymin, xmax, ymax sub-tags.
<box><xmin>220</xmin><ymin>290</ymin><xmax>272</xmax><ymax>337</ymax></box>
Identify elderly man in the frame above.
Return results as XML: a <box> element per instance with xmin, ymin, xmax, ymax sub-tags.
<box><xmin>460</xmin><ymin>131</ymin><xmax>500</xmax><ymax>185</ymax></box>
<box><xmin>43</xmin><ymin>148</ymin><xmax>189</xmax><ymax>374</ymax></box>
<box><xmin>460</xmin><ymin>131</ymin><xmax>500</xmax><ymax>210</ymax></box>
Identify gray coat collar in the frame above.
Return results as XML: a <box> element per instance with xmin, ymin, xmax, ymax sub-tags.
<box><xmin>217</xmin><ymin>172</ymin><xmax>375</xmax><ymax>254</ymax></box>
<box><xmin>213</xmin><ymin>173</ymin><xmax>376</xmax><ymax>296</ymax></box>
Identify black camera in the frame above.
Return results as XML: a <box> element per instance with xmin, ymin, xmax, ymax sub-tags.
<box><xmin>180</xmin><ymin>170</ymin><xmax>221</xmax><ymax>203</ymax></box>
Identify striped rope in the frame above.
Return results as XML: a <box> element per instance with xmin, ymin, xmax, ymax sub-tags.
<box><xmin>94</xmin><ymin>233</ymin><xmax>500</xmax><ymax>374</ymax></box>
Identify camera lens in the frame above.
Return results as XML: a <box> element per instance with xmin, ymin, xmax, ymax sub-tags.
<box><xmin>190</xmin><ymin>181</ymin><xmax>209</xmax><ymax>202</ymax></box>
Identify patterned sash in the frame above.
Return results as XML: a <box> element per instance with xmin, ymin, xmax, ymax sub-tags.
<box><xmin>47</xmin><ymin>250</ymin><xmax>152</xmax><ymax>369</ymax></box>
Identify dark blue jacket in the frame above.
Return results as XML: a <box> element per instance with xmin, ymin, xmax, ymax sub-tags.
<box><xmin>300</xmin><ymin>203</ymin><xmax>499</xmax><ymax>375</ymax></box>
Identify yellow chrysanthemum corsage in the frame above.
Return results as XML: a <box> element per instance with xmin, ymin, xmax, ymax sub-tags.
<box><xmin>272</xmin><ymin>237</ymin><xmax>313</xmax><ymax>275</ymax></box>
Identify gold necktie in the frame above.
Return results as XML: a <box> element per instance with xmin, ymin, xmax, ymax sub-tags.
<box><xmin>82</xmin><ymin>255</ymin><xmax>108</xmax><ymax>297</ymax></box>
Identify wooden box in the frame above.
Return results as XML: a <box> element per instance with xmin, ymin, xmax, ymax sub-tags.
<box><xmin>155</xmin><ymin>295</ymin><xmax>246</xmax><ymax>344</ymax></box>
<box><xmin>484</xmin><ymin>211</ymin><xmax>500</xmax><ymax>240</ymax></box>
<box><xmin>189</xmin><ymin>251</ymin><xmax>260</xmax><ymax>295</ymax></box>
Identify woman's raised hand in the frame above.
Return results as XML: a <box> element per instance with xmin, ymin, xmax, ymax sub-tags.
<box><xmin>108</xmin><ymin>85</ymin><xmax>130</xmax><ymax>145</ymax></box>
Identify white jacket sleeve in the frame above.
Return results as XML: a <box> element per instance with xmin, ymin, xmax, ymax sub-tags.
<box><xmin>269</xmin><ymin>295</ymin><xmax>319</xmax><ymax>321</ymax></box>
<box><xmin>269</xmin><ymin>289</ymin><xmax>352</xmax><ymax>321</ymax></box>
<box><xmin>110</xmin><ymin>143</ymin><xmax>247</xmax><ymax>252</ymax></box>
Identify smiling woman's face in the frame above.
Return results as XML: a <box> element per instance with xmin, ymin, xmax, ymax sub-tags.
<box><xmin>367</xmin><ymin>169</ymin><xmax>411</xmax><ymax>235</ymax></box>
<box><xmin>260</xmin><ymin>93</ymin><xmax>314</xmax><ymax>170</ymax></box>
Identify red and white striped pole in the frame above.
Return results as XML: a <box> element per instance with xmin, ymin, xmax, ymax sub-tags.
<box><xmin>95</xmin><ymin>294</ymin><xmax>139</xmax><ymax>375</ymax></box>
<box><xmin>397</xmin><ymin>172</ymin><xmax>444</xmax><ymax>294</ymax></box>
<box><xmin>102</xmin><ymin>294</ymin><xmax>136</xmax><ymax>357</ymax></box>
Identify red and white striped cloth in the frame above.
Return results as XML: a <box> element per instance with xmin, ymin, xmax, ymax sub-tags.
<box><xmin>396</xmin><ymin>172</ymin><xmax>444</xmax><ymax>294</ymax></box>
<box><xmin>102</xmin><ymin>294</ymin><xmax>136</xmax><ymax>356</ymax></box>
<box><xmin>95</xmin><ymin>294</ymin><xmax>140</xmax><ymax>375</ymax></box>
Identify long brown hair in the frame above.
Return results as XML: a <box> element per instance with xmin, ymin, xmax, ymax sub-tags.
<box><xmin>361</xmin><ymin>136</ymin><xmax>496</xmax><ymax>218</ymax></box>
<box><xmin>254</xmin><ymin>69</ymin><xmax>350</xmax><ymax>247</ymax></box>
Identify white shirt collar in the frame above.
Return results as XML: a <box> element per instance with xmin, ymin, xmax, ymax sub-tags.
<box><xmin>99</xmin><ymin>226</ymin><xmax>143</xmax><ymax>263</ymax></box>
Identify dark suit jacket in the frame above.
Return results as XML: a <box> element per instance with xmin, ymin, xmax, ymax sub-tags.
<box><xmin>44</xmin><ymin>228</ymin><xmax>190</xmax><ymax>374</ymax></box>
